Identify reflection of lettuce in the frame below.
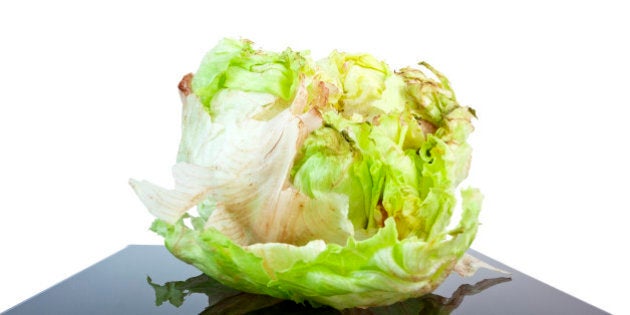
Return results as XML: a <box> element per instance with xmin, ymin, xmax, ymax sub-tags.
<box><xmin>131</xmin><ymin>38</ymin><xmax>489</xmax><ymax>309</ymax></box>
<box><xmin>148</xmin><ymin>274</ymin><xmax>510</xmax><ymax>314</ymax></box>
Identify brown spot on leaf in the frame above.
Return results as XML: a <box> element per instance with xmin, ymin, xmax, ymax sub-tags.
<box><xmin>310</xmin><ymin>80</ymin><xmax>330</xmax><ymax>110</ymax></box>
<box><xmin>178</xmin><ymin>73</ymin><xmax>194</xmax><ymax>96</ymax></box>
<box><xmin>372</xmin><ymin>115</ymin><xmax>381</xmax><ymax>126</ymax></box>
<box><xmin>418</xmin><ymin>118</ymin><xmax>437</xmax><ymax>134</ymax></box>
<box><xmin>375</xmin><ymin>200</ymin><xmax>388</xmax><ymax>227</ymax></box>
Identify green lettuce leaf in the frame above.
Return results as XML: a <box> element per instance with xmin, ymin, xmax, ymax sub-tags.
<box><xmin>150</xmin><ymin>187</ymin><xmax>481</xmax><ymax>309</ymax></box>
<box><xmin>191</xmin><ymin>38</ymin><xmax>310</xmax><ymax>113</ymax></box>
<box><xmin>316</xmin><ymin>51</ymin><xmax>406</xmax><ymax>119</ymax></box>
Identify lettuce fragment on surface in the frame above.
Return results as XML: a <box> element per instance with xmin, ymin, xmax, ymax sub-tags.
<box><xmin>130</xmin><ymin>38</ymin><xmax>494</xmax><ymax>309</ymax></box>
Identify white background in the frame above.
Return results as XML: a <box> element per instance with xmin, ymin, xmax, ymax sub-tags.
<box><xmin>1</xmin><ymin>1</ymin><xmax>628</xmax><ymax>313</ymax></box>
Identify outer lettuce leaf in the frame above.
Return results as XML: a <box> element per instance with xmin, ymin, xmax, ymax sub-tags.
<box><xmin>130</xmin><ymin>83</ymin><xmax>354</xmax><ymax>246</ymax></box>
<box><xmin>150</xmin><ymin>188</ymin><xmax>481</xmax><ymax>309</ymax></box>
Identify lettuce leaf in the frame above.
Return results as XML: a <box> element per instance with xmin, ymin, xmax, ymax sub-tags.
<box><xmin>191</xmin><ymin>38</ymin><xmax>310</xmax><ymax>113</ymax></box>
<box><xmin>150</xmin><ymin>187</ymin><xmax>481</xmax><ymax>309</ymax></box>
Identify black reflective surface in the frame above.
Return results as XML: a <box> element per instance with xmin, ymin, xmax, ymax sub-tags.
<box><xmin>3</xmin><ymin>245</ymin><xmax>609</xmax><ymax>315</ymax></box>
